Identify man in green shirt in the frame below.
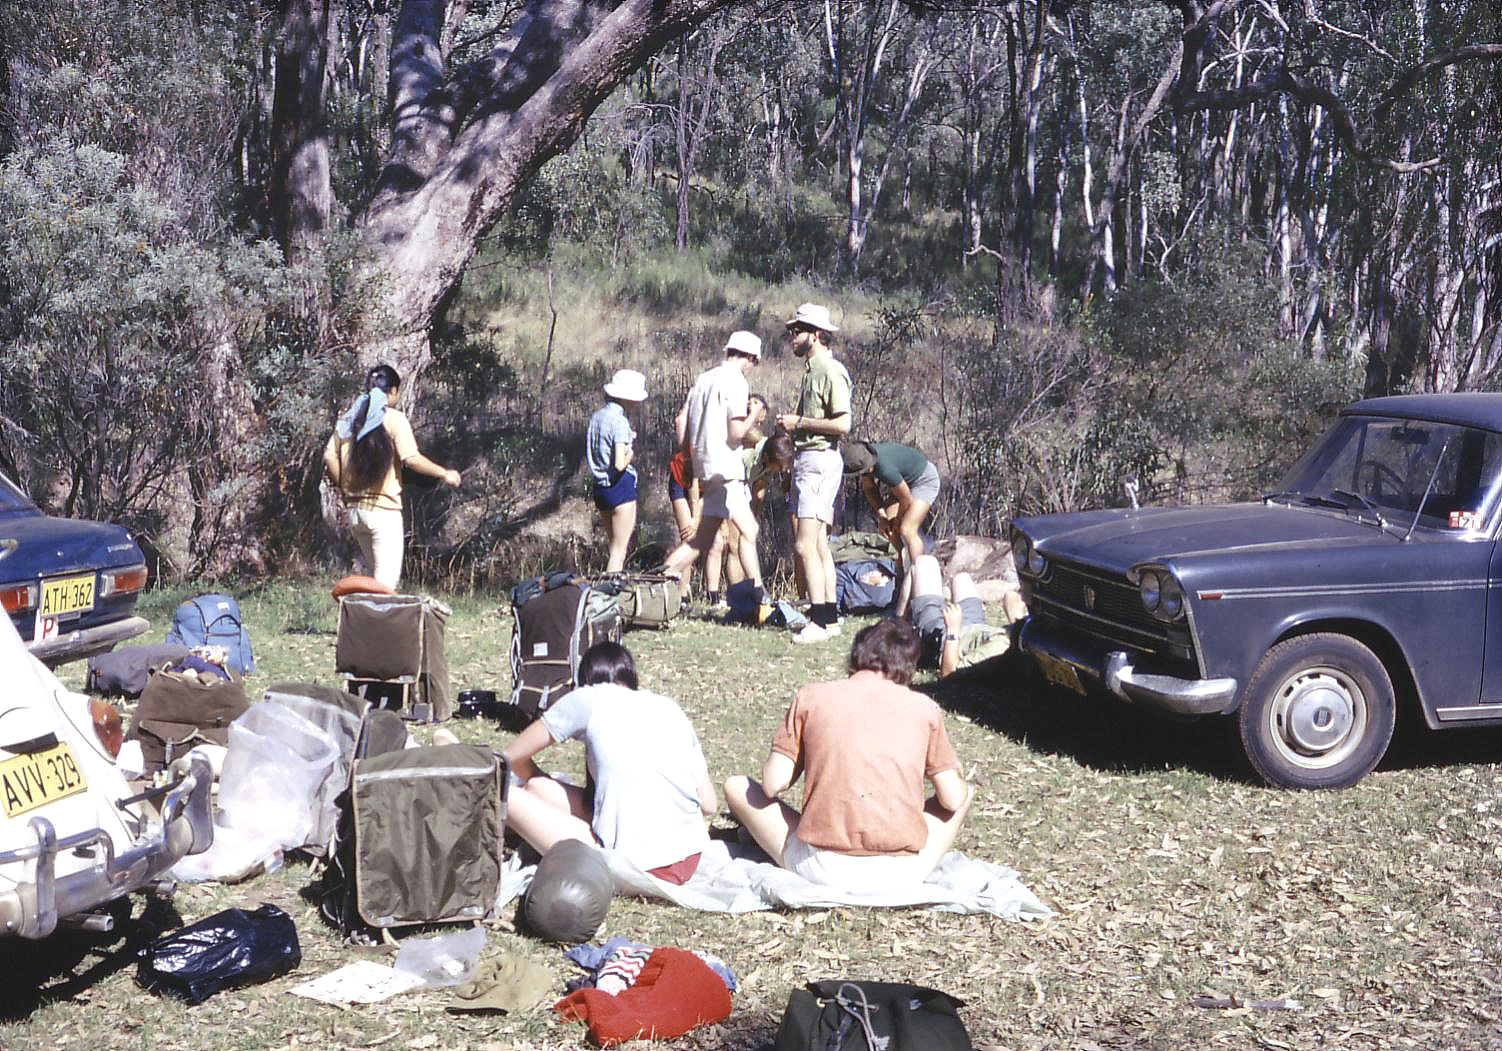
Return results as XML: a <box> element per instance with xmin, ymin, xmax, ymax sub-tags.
<box><xmin>775</xmin><ymin>303</ymin><xmax>851</xmax><ymax>643</ymax></box>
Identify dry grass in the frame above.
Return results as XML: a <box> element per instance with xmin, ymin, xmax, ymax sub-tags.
<box><xmin>9</xmin><ymin>580</ymin><xmax>1502</xmax><ymax>1050</ymax></box>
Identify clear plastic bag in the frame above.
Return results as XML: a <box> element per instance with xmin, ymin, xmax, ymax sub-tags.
<box><xmin>217</xmin><ymin>702</ymin><xmax>338</xmax><ymax>850</ymax></box>
<box><xmin>393</xmin><ymin>927</ymin><xmax>487</xmax><ymax>988</ymax></box>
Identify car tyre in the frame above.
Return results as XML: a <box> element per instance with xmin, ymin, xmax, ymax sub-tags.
<box><xmin>1238</xmin><ymin>632</ymin><xmax>1396</xmax><ymax>789</ymax></box>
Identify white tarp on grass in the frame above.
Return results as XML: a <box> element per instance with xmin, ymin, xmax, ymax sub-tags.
<box><xmin>498</xmin><ymin>839</ymin><xmax>1051</xmax><ymax>920</ymax></box>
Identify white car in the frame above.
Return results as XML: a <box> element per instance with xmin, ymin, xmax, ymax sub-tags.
<box><xmin>0</xmin><ymin>600</ymin><xmax>211</xmax><ymax>938</ymax></box>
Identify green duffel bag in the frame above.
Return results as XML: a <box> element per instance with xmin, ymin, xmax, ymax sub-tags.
<box><xmin>346</xmin><ymin>743</ymin><xmax>506</xmax><ymax>931</ymax></box>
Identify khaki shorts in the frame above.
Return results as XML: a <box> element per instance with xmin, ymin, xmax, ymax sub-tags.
<box><xmin>792</xmin><ymin>449</ymin><xmax>843</xmax><ymax>524</ymax></box>
<box><xmin>782</xmin><ymin>831</ymin><xmax>934</xmax><ymax>892</ymax></box>
<box><xmin>700</xmin><ymin>477</ymin><xmax>751</xmax><ymax>520</ymax></box>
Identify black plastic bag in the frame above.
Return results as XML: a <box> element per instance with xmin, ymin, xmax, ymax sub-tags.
<box><xmin>136</xmin><ymin>904</ymin><xmax>301</xmax><ymax>1004</ymax></box>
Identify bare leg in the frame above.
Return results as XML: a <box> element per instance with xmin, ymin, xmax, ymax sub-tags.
<box><xmin>705</xmin><ymin>521</ymin><xmax>729</xmax><ymax>594</ymax></box>
<box><xmin>723</xmin><ymin>524</ymin><xmax>747</xmax><ymax>586</ymax></box>
<box><xmin>815</xmin><ymin>522</ymin><xmax>836</xmax><ymax>606</ymax></box>
<box><xmin>723</xmin><ymin>775</ymin><xmax>800</xmax><ymax>866</ymax></box>
<box><xmin>915</xmin><ymin>783</ymin><xmax>974</xmax><ymax>873</ymax></box>
<box><xmin>669</xmin><ymin>497</ymin><xmax>698</xmax><ymax>595</ymax></box>
<box><xmin>505</xmin><ymin>776</ymin><xmax>595</xmax><ymax>856</ymax></box>
<box><xmin>663</xmin><ymin>514</ymin><xmax>726</xmax><ymax>579</ymax></box>
<box><xmin>602</xmin><ymin>501</ymin><xmax>636</xmax><ymax>572</ymax></box>
<box><xmin>949</xmin><ymin>570</ymin><xmax>978</xmax><ymax>604</ymax></box>
<box><xmin>726</xmin><ymin>504</ymin><xmax>763</xmax><ymax>586</ymax></box>
<box><xmin>794</xmin><ymin>517</ymin><xmax>828</xmax><ymax>607</ymax></box>
<box><xmin>911</xmin><ymin>553</ymin><xmax>944</xmax><ymax>599</ymax></box>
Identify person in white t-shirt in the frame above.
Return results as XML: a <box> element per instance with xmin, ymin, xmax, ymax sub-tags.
<box><xmin>501</xmin><ymin>642</ymin><xmax>715</xmax><ymax>884</ymax></box>
<box><xmin>660</xmin><ymin>331</ymin><xmax>769</xmax><ymax>606</ymax></box>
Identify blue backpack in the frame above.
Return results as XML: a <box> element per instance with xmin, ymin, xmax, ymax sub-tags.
<box><xmin>166</xmin><ymin>594</ymin><xmax>256</xmax><ymax>676</ymax></box>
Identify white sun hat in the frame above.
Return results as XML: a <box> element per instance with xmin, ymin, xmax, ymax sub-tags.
<box><xmin>723</xmin><ymin>330</ymin><xmax>763</xmax><ymax>359</ymax></box>
<box><xmin>784</xmin><ymin>303</ymin><xmax>840</xmax><ymax>333</ymax></box>
<box><xmin>603</xmin><ymin>369</ymin><xmax>649</xmax><ymax>402</ymax></box>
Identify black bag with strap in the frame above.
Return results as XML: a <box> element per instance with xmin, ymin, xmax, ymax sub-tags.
<box><xmin>508</xmin><ymin>573</ymin><xmax>621</xmax><ymax>717</ymax></box>
<box><xmin>774</xmin><ymin>980</ymin><xmax>973</xmax><ymax>1051</ymax></box>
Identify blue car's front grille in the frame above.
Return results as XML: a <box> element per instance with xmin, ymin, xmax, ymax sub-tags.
<box><xmin>1026</xmin><ymin>562</ymin><xmax>1173</xmax><ymax>656</ymax></box>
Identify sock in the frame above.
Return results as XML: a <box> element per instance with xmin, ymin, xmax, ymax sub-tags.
<box><xmin>812</xmin><ymin>602</ymin><xmax>836</xmax><ymax>627</ymax></box>
<box><xmin>706</xmin><ymin>590</ymin><xmax>722</xmax><ymax>604</ymax></box>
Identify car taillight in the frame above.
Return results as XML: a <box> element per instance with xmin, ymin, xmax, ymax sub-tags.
<box><xmin>0</xmin><ymin>581</ymin><xmax>37</xmax><ymax>614</ymax></box>
<box><xmin>88</xmin><ymin>698</ymin><xmax>123</xmax><ymax>758</ymax></box>
<box><xmin>99</xmin><ymin>564</ymin><xmax>148</xmax><ymax>598</ymax></box>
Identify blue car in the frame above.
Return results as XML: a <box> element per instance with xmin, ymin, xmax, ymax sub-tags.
<box><xmin>0</xmin><ymin>472</ymin><xmax>148</xmax><ymax>666</ymax></box>
<box><xmin>1012</xmin><ymin>393</ymin><xmax>1502</xmax><ymax>789</ymax></box>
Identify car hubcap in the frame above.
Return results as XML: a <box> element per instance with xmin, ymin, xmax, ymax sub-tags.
<box><xmin>1269</xmin><ymin>665</ymin><xmax>1365</xmax><ymax>769</ymax></box>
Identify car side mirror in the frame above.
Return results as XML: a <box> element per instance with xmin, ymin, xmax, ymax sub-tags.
<box><xmin>1122</xmin><ymin>475</ymin><xmax>1140</xmax><ymax>510</ymax></box>
<box><xmin>0</xmin><ymin>538</ymin><xmax>15</xmax><ymax>562</ymax></box>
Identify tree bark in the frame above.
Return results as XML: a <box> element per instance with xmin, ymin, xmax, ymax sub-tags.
<box><xmin>270</xmin><ymin>0</ymin><xmax>334</xmax><ymax>260</ymax></box>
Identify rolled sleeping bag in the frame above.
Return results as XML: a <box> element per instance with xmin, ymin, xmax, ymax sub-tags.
<box><xmin>522</xmin><ymin>839</ymin><xmax>614</xmax><ymax>943</ymax></box>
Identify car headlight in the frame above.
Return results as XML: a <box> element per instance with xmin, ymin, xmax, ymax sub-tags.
<box><xmin>1157</xmin><ymin>576</ymin><xmax>1184</xmax><ymax>620</ymax></box>
<box><xmin>1139</xmin><ymin>570</ymin><xmax>1161</xmax><ymax>611</ymax></box>
<box><xmin>1026</xmin><ymin>547</ymin><xmax>1046</xmax><ymax>575</ymax></box>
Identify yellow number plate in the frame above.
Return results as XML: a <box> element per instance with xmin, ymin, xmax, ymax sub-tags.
<box><xmin>39</xmin><ymin>573</ymin><xmax>95</xmax><ymax>618</ymax></box>
<box><xmin>0</xmin><ymin>742</ymin><xmax>89</xmax><ymax>819</ymax></box>
<box><xmin>1036</xmin><ymin>652</ymin><xmax>1086</xmax><ymax>695</ymax></box>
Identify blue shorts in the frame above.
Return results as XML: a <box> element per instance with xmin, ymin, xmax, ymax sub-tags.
<box><xmin>593</xmin><ymin>467</ymin><xmax>638</xmax><ymax>511</ymax></box>
<box><xmin>668</xmin><ymin>476</ymin><xmax>689</xmax><ymax>502</ymax></box>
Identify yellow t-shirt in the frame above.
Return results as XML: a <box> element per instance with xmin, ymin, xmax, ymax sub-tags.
<box><xmin>795</xmin><ymin>351</ymin><xmax>852</xmax><ymax>453</ymax></box>
<box><xmin>323</xmin><ymin>407</ymin><xmax>419</xmax><ymax>512</ymax></box>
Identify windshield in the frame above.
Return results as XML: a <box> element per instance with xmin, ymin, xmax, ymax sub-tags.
<box><xmin>1274</xmin><ymin>415</ymin><xmax>1502</xmax><ymax>532</ymax></box>
<box><xmin>0</xmin><ymin>473</ymin><xmax>35</xmax><ymax>514</ymax></box>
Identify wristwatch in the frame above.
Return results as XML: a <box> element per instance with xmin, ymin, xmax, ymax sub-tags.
<box><xmin>944</xmin><ymin>632</ymin><xmax>959</xmax><ymax>643</ymax></box>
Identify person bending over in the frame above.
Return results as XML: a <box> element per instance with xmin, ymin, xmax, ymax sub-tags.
<box><xmin>906</xmin><ymin>554</ymin><xmax>1025</xmax><ymax>678</ymax></box>
<box><xmin>723</xmin><ymin>618</ymin><xmax>972</xmax><ymax>890</ymax></box>
<box><xmin>502</xmin><ymin>642</ymin><xmax>715</xmax><ymax>884</ymax></box>
<box><xmin>842</xmin><ymin>439</ymin><xmax>939</xmax><ymax>615</ymax></box>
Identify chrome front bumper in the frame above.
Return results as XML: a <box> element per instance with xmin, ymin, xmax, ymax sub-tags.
<box><xmin>0</xmin><ymin>753</ymin><xmax>213</xmax><ymax>938</ymax></box>
<box><xmin>1021</xmin><ymin>617</ymin><xmax>1239</xmax><ymax>717</ymax></box>
<box><xmin>28</xmin><ymin>615</ymin><xmax>150</xmax><ymax>667</ymax></box>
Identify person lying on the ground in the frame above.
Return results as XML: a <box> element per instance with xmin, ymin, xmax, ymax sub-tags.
<box><xmin>502</xmin><ymin>641</ymin><xmax>716</xmax><ymax>885</ymax></box>
<box><xmin>906</xmin><ymin>553</ymin><xmax>1026</xmax><ymax>678</ymax></box>
<box><xmin>722</xmin><ymin>618</ymin><xmax>973</xmax><ymax>891</ymax></box>
<box><xmin>841</xmin><ymin>440</ymin><xmax>939</xmax><ymax>616</ymax></box>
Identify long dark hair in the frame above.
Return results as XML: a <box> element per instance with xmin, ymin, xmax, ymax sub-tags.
<box><xmin>345</xmin><ymin>365</ymin><xmax>401</xmax><ymax>493</ymax></box>
<box><xmin>578</xmin><ymin>641</ymin><xmax>638</xmax><ymax>690</ymax></box>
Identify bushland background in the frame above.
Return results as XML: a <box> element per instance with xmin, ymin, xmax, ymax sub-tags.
<box><xmin>4</xmin><ymin>2</ymin><xmax>1500</xmax><ymax>585</ymax></box>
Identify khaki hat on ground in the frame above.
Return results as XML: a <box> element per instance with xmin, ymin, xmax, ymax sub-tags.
<box><xmin>785</xmin><ymin>302</ymin><xmax>840</xmax><ymax>333</ymax></box>
<box><xmin>603</xmin><ymin>369</ymin><xmax>648</xmax><ymax>402</ymax></box>
<box><xmin>724</xmin><ymin>330</ymin><xmax>763</xmax><ymax>359</ymax></box>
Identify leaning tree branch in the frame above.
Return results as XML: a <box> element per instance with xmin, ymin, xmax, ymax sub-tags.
<box><xmin>1373</xmin><ymin>43</ymin><xmax>1502</xmax><ymax>122</ymax></box>
<box><xmin>1177</xmin><ymin>65</ymin><xmax>1439</xmax><ymax>173</ymax></box>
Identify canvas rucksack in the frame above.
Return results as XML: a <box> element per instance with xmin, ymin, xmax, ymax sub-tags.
<box><xmin>318</xmin><ymin>727</ymin><xmax>506</xmax><ymax>940</ymax></box>
<box><xmin>596</xmin><ymin>571</ymin><xmax>682</xmax><ymax>630</ymax></box>
<box><xmin>508</xmin><ymin>575</ymin><xmax>621</xmax><ymax>717</ymax></box>
<box><xmin>334</xmin><ymin>593</ymin><xmax>452</xmax><ymax>722</ymax></box>
<box><xmin>127</xmin><ymin>664</ymin><xmax>250</xmax><ymax>773</ymax></box>
<box><xmin>166</xmin><ymin>594</ymin><xmax>256</xmax><ymax>676</ymax></box>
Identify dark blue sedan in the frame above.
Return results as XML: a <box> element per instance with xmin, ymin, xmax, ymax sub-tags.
<box><xmin>1012</xmin><ymin>393</ymin><xmax>1502</xmax><ymax>789</ymax></box>
<box><xmin>0</xmin><ymin>472</ymin><xmax>148</xmax><ymax>666</ymax></box>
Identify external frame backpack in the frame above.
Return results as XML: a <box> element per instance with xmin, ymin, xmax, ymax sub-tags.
<box><xmin>166</xmin><ymin>594</ymin><xmax>256</xmax><ymax>676</ymax></box>
<box><xmin>508</xmin><ymin>574</ymin><xmax>621</xmax><ymax>717</ymax></box>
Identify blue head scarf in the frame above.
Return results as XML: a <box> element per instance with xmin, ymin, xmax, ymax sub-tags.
<box><xmin>336</xmin><ymin>386</ymin><xmax>388</xmax><ymax>442</ymax></box>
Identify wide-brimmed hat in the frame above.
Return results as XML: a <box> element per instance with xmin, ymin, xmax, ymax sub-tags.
<box><xmin>841</xmin><ymin>441</ymin><xmax>877</xmax><ymax>475</ymax></box>
<box><xmin>603</xmin><ymin>369</ymin><xmax>648</xmax><ymax>402</ymax></box>
<box><xmin>785</xmin><ymin>302</ymin><xmax>840</xmax><ymax>333</ymax></box>
<box><xmin>724</xmin><ymin>330</ymin><xmax>763</xmax><ymax>359</ymax></box>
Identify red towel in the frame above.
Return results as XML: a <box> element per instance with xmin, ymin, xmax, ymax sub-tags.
<box><xmin>554</xmin><ymin>947</ymin><xmax>732</xmax><ymax>1046</ymax></box>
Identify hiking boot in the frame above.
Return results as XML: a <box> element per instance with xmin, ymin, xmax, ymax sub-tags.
<box><xmin>791</xmin><ymin>622</ymin><xmax>831</xmax><ymax>644</ymax></box>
